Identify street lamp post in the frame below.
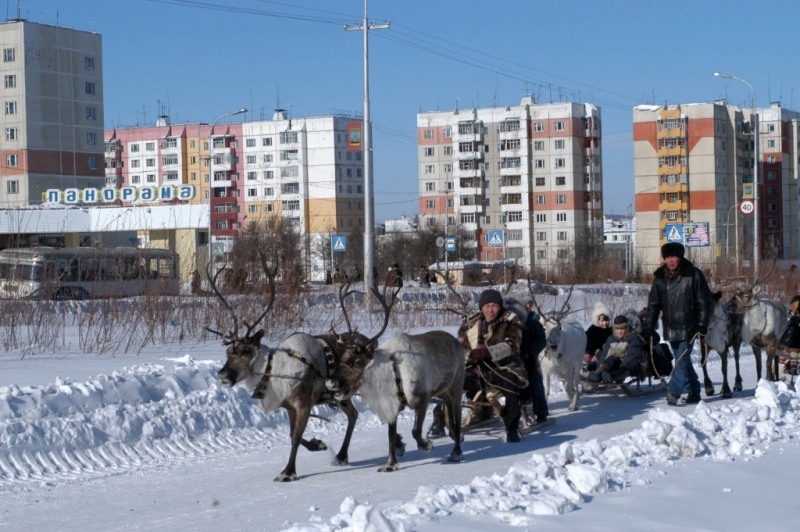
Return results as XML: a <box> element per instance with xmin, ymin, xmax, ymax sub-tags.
<box><xmin>714</xmin><ymin>71</ymin><xmax>759</xmax><ymax>279</ymax></box>
<box><xmin>207</xmin><ymin>107</ymin><xmax>247</xmax><ymax>274</ymax></box>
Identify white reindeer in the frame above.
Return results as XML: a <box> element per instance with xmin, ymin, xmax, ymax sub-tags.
<box><xmin>531</xmin><ymin>287</ymin><xmax>586</xmax><ymax>411</ymax></box>
<box><xmin>212</xmin><ymin>262</ymin><xmax>364</xmax><ymax>482</ymax></box>
<box><xmin>731</xmin><ymin>282</ymin><xmax>787</xmax><ymax>382</ymax></box>
<box><xmin>326</xmin><ymin>285</ymin><xmax>464</xmax><ymax>472</ymax></box>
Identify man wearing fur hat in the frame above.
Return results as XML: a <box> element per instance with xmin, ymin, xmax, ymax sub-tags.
<box><xmin>643</xmin><ymin>242</ymin><xmax>712</xmax><ymax>405</ymax></box>
<box><xmin>587</xmin><ymin>315</ymin><xmax>648</xmax><ymax>384</ymax></box>
<box><xmin>458</xmin><ymin>288</ymin><xmax>528</xmax><ymax>442</ymax></box>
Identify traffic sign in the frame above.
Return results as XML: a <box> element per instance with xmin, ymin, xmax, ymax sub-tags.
<box><xmin>665</xmin><ymin>224</ymin><xmax>683</xmax><ymax>243</ymax></box>
<box><xmin>445</xmin><ymin>236</ymin><xmax>457</xmax><ymax>252</ymax></box>
<box><xmin>331</xmin><ymin>235</ymin><xmax>347</xmax><ymax>252</ymax></box>
<box><xmin>740</xmin><ymin>200</ymin><xmax>754</xmax><ymax>215</ymax></box>
<box><xmin>487</xmin><ymin>230</ymin><xmax>505</xmax><ymax>247</ymax></box>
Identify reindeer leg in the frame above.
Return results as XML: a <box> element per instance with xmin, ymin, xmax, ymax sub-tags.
<box><xmin>753</xmin><ymin>344</ymin><xmax>763</xmax><ymax>382</ymax></box>
<box><xmin>411</xmin><ymin>402</ymin><xmax>433</xmax><ymax>452</ymax></box>
<box><xmin>733</xmin><ymin>344</ymin><xmax>743</xmax><ymax>392</ymax></box>
<box><xmin>700</xmin><ymin>342</ymin><xmax>715</xmax><ymax>397</ymax></box>
<box><xmin>275</xmin><ymin>405</ymin><xmax>311</xmax><ymax>482</ymax></box>
<box><xmin>720</xmin><ymin>348</ymin><xmax>732</xmax><ymax>399</ymax></box>
<box><xmin>332</xmin><ymin>399</ymin><xmax>358</xmax><ymax>466</ymax></box>
<box><xmin>445</xmin><ymin>392</ymin><xmax>463</xmax><ymax>463</ymax></box>
<box><xmin>379</xmin><ymin>421</ymin><xmax>401</xmax><ymax>472</ymax></box>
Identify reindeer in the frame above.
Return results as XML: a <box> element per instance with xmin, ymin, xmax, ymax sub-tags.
<box><xmin>730</xmin><ymin>269</ymin><xmax>788</xmax><ymax>382</ymax></box>
<box><xmin>530</xmin><ymin>286</ymin><xmax>586</xmax><ymax>411</ymax></box>
<box><xmin>700</xmin><ymin>291</ymin><xmax>744</xmax><ymax>398</ymax></box>
<box><xmin>211</xmin><ymin>258</ymin><xmax>365</xmax><ymax>482</ymax></box>
<box><xmin>326</xmin><ymin>283</ymin><xmax>464</xmax><ymax>472</ymax></box>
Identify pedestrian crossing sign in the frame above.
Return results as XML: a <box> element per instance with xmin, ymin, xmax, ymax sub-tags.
<box><xmin>331</xmin><ymin>235</ymin><xmax>347</xmax><ymax>252</ymax></box>
<box><xmin>665</xmin><ymin>224</ymin><xmax>683</xmax><ymax>242</ymax></box>
<box><xmin>487</xmin><ymin>230</ymin><xmax>505</xmax><ymax>247</ymax></box>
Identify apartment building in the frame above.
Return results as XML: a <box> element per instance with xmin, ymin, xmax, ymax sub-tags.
<box><xmin>0</xmin><ymin>19</ymin><xmax>105</xmax><ymax>207</ymax></box>
<box><xmin>633</xmin><ymin>102</ymin><xmax>800</xmax><ymax>272</ymax></box>
<box><xmin>104</xmin><ymin>112</ymin><xmax>365</xmax><ymax>280</ymax></box>
<box><xmin>417</xmin><ymin>97</ymin><xmax>603</xmax><ymax>277</ymax></box>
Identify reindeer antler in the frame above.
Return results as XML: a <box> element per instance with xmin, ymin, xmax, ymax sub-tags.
<box><xmin>365</xmin><ymin>275</ymin><xmax>402</xmax><ymax>345</ymax></box>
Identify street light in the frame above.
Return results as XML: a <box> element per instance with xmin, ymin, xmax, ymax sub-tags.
<box><xmin>207</xmin><ymin>107</ymin><xmax>247</xmax><ymax>274</ymax></box>
<box><xmin>714</xmin><ymin>71</ymin><xmax>759</xmax><ymax>279</ymax></box>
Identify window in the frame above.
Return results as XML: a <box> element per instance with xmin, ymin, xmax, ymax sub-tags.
<box><xmin>3</xmin><ymin>48</ymin><xmax>14</xmax><ymax>62</ymax></box>
<box><xmin>443</xmin><ymin>128</ymin><xmax>452</xmax><ymax>138</ymax></box>
<box><xmin>424</xmin><ymin>164</ymin><xmax>435</xmax><ymax>174</ymax></box>
<box><xmin>444</xmin><ymin>163</ymin><xmax>452</xmax><ymax>173</ymax></box>
<box><xmin>460</xmin><ymin>212</ymin><xmax>475</xmax><ymax>224</ymax></box>
<box><xmin>535</xmin><ymin>177</ymin><xmax>546</xmax><ymax>186</ymax></box>
<box><xmin>131</xmin><ymin>175</ymin><xmax>141</xmax><ymax>184</ymax></box>
<box><xmin>6</xmin><ymin>180</ymin><xmax>18</xmax><ymax>194</ymax></box>
<box><xmin>534</xmin><ymin>140</ymin><xmax>545</xmax><ymax>150</ymax></box>
<box><xmin>146</xmin><ymin>174</ymin><xmax>156</xmax><ymax>183</ymax></box>
<box><xmin>246</xmin><ymin>171</ymin><xmax>257</xmax><ymax>180</ymax></box>
<box><xmin>263</xmin><ymin>170</ymin><xmax>273</xmax><ymax>179</ymax></box>
<box><xmin>535</xmin><ymin>159</ymin><xmax>545</xmax><ymax>168</ymax></box>
<box><xmin>165</xmin><ymin>171</ymin><xmax>178</xmax><ymax>181</ymax></box>
<box><xmin>262</xmin><ymin>154</ymin><xmax>273</xmax><ymax>163</ymax></box>
<box><xmin>557</xmin><ymin>231</ymin><xmax>568</xmax><ymax>241</ymax></box>
<box><xmin>556</xmin><ymin>194</ymin><xmax>566</xmax><ymax>204</ymax></box>
<box><xmin>84</xmin><ymin>56</ymin><xmax>95</xmax><ymax>70</ymax></box>
<box><xmin>555</xmin><ymin>158</ymin><xmax>566</xmax><ymax>168</ymax></box>
<box><xmin>130</xmin><ymin>143</ymin><xmax>140</xmax><ymax>153</ymax></box>
<box><xmin>534</xmin><ymin>122</ymin><xmax>544</xmax><ymax>132</ymax></box>
<box><xmin>425</xmin><ymin>182</ymin><xmax>435</xmax><ymax>191</ymax></box>
<box><xmin>246</xmin><ymin>155</ymin><xmax>257</xmax><ymax>164</ymax></box>
<box><xmin>4</xmin><ymin>101</ymin><xmax>16</xmax><ymax>115</ymax></box>
<box><xmin>424</xmin><ymin>129</ymin><xmax>434</xmax><ymax>139</ymax></box>
<box><xmin>424</xmin><ymin>147</ymin><xmax>435</xmax><ymax>156</ymax></box>
<box><xmin>507</xmin><ymin>211</ymin><xmax>523</xmax><ymax>222</ymax></box>
<box><xmin>557</xmin><ymin>249</ymin><xmax>570</xmax><ymax>260</ymax></box>
<box><xmin>6</xmin><ymin>154</ymin><xmax>18</xmax><ymax>167</ymax></box>
<box><xmin>280</xmin><ymin>149</ymin><xmax>299</xmax><ymax>161</ymax></box>
<box><xmin>554</xmin><ymin>121</ymin><xmax>565</xmax><ymax>131</ymax></box>
<box><xmin>247</xmin><ymin>188</ymin><xmax>258</xmax><ymax>198</ymax></box>
<box><xmin>85</xmin><ymin>82</ymin><xmax>96</xmax><ymax>95</ymax></box>
<box><xmin>131</xmin><ymin>160</ymin><xmax>140</xmax><ymax>168</ymax></box>
<box><xmin>508</xmin><ymin>229</ymin><xmax>523</xmax><ymax>241</ymax></box>
<box><xmin>444</xmin><ymin>146</ymin><xmax>453</xmax><ymax>155</ymax></box>
<box><xmin>146</xmin><ymin>158</ymin><xmax>156</xmax><ymax>167</ymax></box>
<box><xmin>279</xmin><ymin>131</ymin><xmax>298</xmax><ymax>144</ymax></box>
<box><xmin>282</xmin><ymin>182</ymin><xmax>300</xmax><ymax>194</ymax></box>
<box><xmin>280</xmin><ymin>166</ymin><xmax>299</xmax><ymax>177</ymax></box>
<box><xmin>86</xmin><ymin>132</ymin><xmax>97</xmax><ymax>145</ymax></box>
<box><xmin>5</xmin><ymin>127</ymin><xmax>17</xmax><ymax>141</ymax></box>
<box><xmin>265</xmin><ymin>187</ymin><xmax>274</xmax><ymax>196</ymax></box>
<box><xmin>556</xmin><ymin>213</ymin><xmax>567</xmax><ymax>222</ymax></box>
<box><xmin>767</xmin><ymin>139</ymin><xmax>776</xmax><ymax>149</ymax></box>
<box><xmin>4</xmin><ymin>75</ymin><xmax>16</xmax><ymax>88</ymax></box>
<box><xmin>246</xmin><ymin>138</ymin><xmax>256</xmax><ymax>147</ymax></box>
<box><xmin>536</xmin><ymin>195</ymin><xmax>546</xmax><ymax>205</ymax></box>
<box><xmin>262</xmin><ymin>137</ymin><xmax>272</xmax><ymax>146</ymax></box>
<box><xmin>536</xmin><ymin>231</ymin><xmax>546</xmax><ymax>241</ymax></box>
<box><xmin>554</xmin><ymin>139</ymin><xmax>565</xmax><ymax>149</ymax></box>
<box><xmin>87</xmin><ymin>157</ymin><xmax>97</xmax><ymax>170</ymax></box>
<box><xmin>535</xmin><ymin>213</ymin><xmax>546</xmax><ymax>223</ymax></box>
<box><xmin>556</xmin><ymin>176</ymin><xmax>566</xmax><ymax>185</ymax></box>
<box><xmin>281</xmin><ymin>199</ymin><xmax>300</xmax><ymax>210</ymax></box>
<box><xmin>425</xmin><ymin>200</ymin><xmax>435</xmax><ymax>209</ymax></box>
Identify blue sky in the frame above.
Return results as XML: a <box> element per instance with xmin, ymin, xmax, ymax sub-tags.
<box><xmin>14</xmin><ymin>0</ymin><xmax>800</xmax><ymax>222</ymax></box>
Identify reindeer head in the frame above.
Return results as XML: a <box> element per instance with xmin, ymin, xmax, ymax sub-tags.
<box><xmin>207</xmin><ymin>254</ymin><xmax>277</xmax><ymax>388</ymax></box>
<box><xmin>528</xmin><ymin>282</ymin><xmax>574</xmax><ymax>357</ymax></box>
<box><xmin>218</xmin><ymin>329</ymin><xmax>267</xmax><ymax>386</ymax></box>
<box><xmin>325</xmin><ymin>279</ymin><xmax>399</xmax><ymax>399</ymax></box>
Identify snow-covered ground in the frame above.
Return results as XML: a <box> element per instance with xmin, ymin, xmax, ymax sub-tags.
<box><xmin>2</xmin><ymin>285</ymin><xmax>799</xmax><ymax>531</ymax></box>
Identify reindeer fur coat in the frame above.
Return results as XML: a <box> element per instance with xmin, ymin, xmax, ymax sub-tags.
<box><xmin>459</xmin><ymin>309</ymin><xmax>525</xmax><ymax>364</ymax></box>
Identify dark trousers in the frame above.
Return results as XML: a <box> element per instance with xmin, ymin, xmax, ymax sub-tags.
<box><xmin>519</xmin><ymin>356</ymin><xmax>549</xmax><ymax>420</ymax></box>
<box><xmin>464</xmin><ymin>364</ymin><xmax>523</xmax><ymax>431</ymax></box>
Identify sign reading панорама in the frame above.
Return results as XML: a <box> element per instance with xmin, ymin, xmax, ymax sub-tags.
<box><xmin>44</xmin><ymin>185</ymin><xmax>196</xmax><ymax>205</ymax></box>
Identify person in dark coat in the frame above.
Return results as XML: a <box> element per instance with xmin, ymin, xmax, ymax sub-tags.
<box><xmin>584</xmin><ymin>302</ymin><xmax>612</xmax><ymax>371</ymax></box>
<box><xmin>643</xmin><ymin>242</ymin><xmax>712</xmax><ymax>406</ymax></box>
<box><xmin>780</xmin><ymin>295</ymin><xmax>800</xmax><ymax>375</ymax></box>
<box><xmin>587</xmin><ymin>315</ymin><xmax>648</xmax><ymax>384</ymax></box>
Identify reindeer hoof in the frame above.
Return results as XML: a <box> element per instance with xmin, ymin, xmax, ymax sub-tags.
<box><xmin>305</xmin><ymin>438</ymin><xmax>327</xmax><ymax>452</ymax></box>
<box><xmin>722</xmin><ymin>390</ymin><xmax>733</xmax><ymax>399</ymax></box>
<box><xmin>418</xmin><ymin>439</ymin><xmax>434</xmax><ymax>452</ymax></box>
<box><xmin>447</xmin><ymin>451</ymin><xmax>462</xmax><ymax>463</ymax></box>
<box><xmin>274</xmin><ymin>471</ymin><xmax>298</xmax><ymax>482</ymax></box>
<box><xmin>378</xmin><ymin>463</ymin><xmax>399</xmax><ymax>472</ymax></box>
<box><xmin>704</xmin><ymin>385</ymin><xmax>715</xmax><ymax>397</ymax></box>
<box><xmin>332</xmin><ymin>454</ymin><xmax>349</xmax><ymax>466</ymax></box>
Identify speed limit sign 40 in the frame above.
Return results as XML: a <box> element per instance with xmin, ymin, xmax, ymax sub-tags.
<box><xmin>740</xmin><ymin>200</ymin><xmax>754</xmax><ymax>215</ymax></box>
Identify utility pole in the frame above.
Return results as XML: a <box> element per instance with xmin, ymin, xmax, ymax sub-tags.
<box><xmin>345</xmin><ymin>0</ymin><xmax>389</xmax><ymax>294</ymax></box>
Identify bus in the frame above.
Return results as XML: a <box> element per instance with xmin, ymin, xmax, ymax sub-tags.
<box><xmin>0</xmin><ymin>247</ymin><xmax>180</xmax><ymax>300</ymax></box>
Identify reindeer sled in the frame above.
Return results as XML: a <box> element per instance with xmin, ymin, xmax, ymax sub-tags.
<box><xmin>580</xmin><ymin>310</ymin><xmax>673</xmax><ymax>398</ymax></box>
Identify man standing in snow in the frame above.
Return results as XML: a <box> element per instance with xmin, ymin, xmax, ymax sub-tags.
<box><xmin>643</xmin><ymin>242</ymin><xmax>712</xmax><ymax>406</ymax></box>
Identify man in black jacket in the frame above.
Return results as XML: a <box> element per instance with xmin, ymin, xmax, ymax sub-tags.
<box><xmin>643</xmin><ymin>242</ymin><xmax>712</xmax><ymax>406</ymax></box>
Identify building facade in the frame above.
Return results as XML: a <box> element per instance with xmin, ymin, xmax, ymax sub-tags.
<box><xmin>633</xmin><ymin>102</ymin><xmax>800</xmax><ymax>273</ymax></box>
<box><xmin>417</xmin><ymin>97</ymin><xmax>603</xmax><ymax>277</ymax></box>
<box><xmin>0</xmin><ymin>19</ymin><xmax>105</xmax><ymax>208</ymax></box>
<box><xmin>104</xmin><ymin>112</ymin><xmax>365</xmax><ymax>280</ymax></box>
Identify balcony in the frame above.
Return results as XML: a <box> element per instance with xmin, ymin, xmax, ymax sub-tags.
<box><xmin>453</xmin><ymin>166</ymin><xmax>484</xmax><ymax>180</ymax></box>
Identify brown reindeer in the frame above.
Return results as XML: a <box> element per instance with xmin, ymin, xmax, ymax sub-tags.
<box><xmin>326</xmin><ymin>282</ymin><xmax>464</xmax><ymax>472</ymax></box>
<box><xmin>211</xmin><ymin>256</ymin><xmax>366</xmax><ymax>482</ymax></box>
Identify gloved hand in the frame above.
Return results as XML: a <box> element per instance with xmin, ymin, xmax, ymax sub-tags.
<box><xmin>467</xmin><ymin>345</ymin><xmax>489</xmax><ymax>365</ymax></box>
